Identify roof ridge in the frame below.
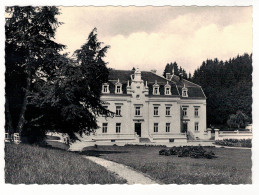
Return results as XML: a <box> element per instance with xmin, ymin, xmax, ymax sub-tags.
<box><xmin>182</xmin><ymin>78</ymin><xmax>202</xmax><ymax>87</ymax></box>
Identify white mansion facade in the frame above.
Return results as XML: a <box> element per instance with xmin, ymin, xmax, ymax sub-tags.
<box><xmin>85</xmin><ymin>68</ymin><xmax>210</xmax><ymax>144</ymax></box>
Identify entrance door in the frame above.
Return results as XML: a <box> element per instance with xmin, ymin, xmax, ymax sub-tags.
<box><xmin>182</xmin><ymin>122</ymin><xmax>188</xmax><ymax>133</ymax></box>
<box><xmin>135</xmin><ymin>123</ymin><xmax>141</xmax><ymax>137</ymax></box>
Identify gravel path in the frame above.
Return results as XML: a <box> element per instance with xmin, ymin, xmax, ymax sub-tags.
<box><xmin>83</xmin><ymin>156</ymin><xmax>158</xmax><ymax>184</ymax></box>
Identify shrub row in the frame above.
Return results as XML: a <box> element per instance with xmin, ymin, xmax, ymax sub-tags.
<box><xmin>159</xmin><ymin>146</ymin><xmax>216</xmax><ymax>159</ymax></box>
<box><xmin>215</xmin><ymin>139</ymin><xmax>252</xmax><ymax>148</ymax></box>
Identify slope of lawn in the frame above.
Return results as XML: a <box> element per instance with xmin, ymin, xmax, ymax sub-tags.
<box><xmin>5</xmin><ymin>143</ymin><xmax>126</xmax><ymax>184</ymax></box>
<box><xmin>81</xmin><ymin>145</ymin><xmax>252</xmax><ymax>184</ymax></box>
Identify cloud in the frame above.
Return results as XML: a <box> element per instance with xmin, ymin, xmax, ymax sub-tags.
<box><xmin>55</xmin><ymin>6</ymin><xmax>252</xmax><ymax>75</ymax></box>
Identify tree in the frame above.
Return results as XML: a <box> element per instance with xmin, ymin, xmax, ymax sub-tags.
<box><xmin>5</xmin><ymin>6</ymin><xmax>65</xmax><ymax>135</ymax></box>
<box><xmin>162</xmin><ymin>61</ymin><xmax>187</xmax><ymax>78</ymax></box>
<box><xmin>234</xmin><ymin>110</ymin><xmax>249</xmax><ymax>128</ymax></box>
<box><xmin>227</xmin><ymin>111</ymin><xmax>249</xmax><ymax>129</ymax></box>
<box><xmin>27</xmin><ymin>28</ymin><xmax>113</xmax><ymax>142</ymax></box>
<box><xmin>192</xmin><ymin>53</ymin><xmax>252</xmax><ymax>126</ymax></box>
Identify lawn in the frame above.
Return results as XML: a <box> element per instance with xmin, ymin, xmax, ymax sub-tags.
<box><xmin>81</xmin><ymin>145</ymin><xmax>252</xmax><ymax>184</ymax></box>
<box><xmin>5</xmin><ymin>143</ymin><xmax>126</xmax><ymax>184</ymax></box>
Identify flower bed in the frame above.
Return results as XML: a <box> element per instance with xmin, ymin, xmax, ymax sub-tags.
<box><xmin>215</xmin><ymin>139</ymin><xmax>252</xmax><ymax>148</ymax></box>
<box><xmin>159</xmin><ymin>146</ymin><xmax>216</xmax><ymax>159</ymax></box>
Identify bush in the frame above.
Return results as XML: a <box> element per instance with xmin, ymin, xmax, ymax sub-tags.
<box><xmin>159</xmin><ymin>146</ymin><xmax>216</xmax><ymax>159</ymax></box>
<box><xmin>215</xmin><ymin>139</ymin><xmax>252</xmax><ymax>148</ymax></box>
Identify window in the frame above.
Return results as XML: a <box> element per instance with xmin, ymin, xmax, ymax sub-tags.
<box><xmin>166</xmin><ymin>123</ymin><xmax>170</xmax><ymax>132</ymax></box>
<box><xmin>102</xmin><ymin>84</ymin><xmax>109</xmax><ymax>93</ymax></box>
<box><xmin>154</xmin><ymin>123</ymin><xmax>158</xmax><ymax>132</ymax></box>
<box><xmin>116</xmin><ymin>123</ymin><xmax>121</xmax><ymax>133</ymax></box>
<box><xmin>166</xmin><ymin>107</ymin><xmax>171</xmax><ymax>116</ymax></box>
<box><xmin>182</xmin><ymin>85</ymin><xmax>188</xmax><ymax>97</ymax></box>
<box><xmin>195</xmin><ymin>122</ymin><xmax>199</xmax><ymax>131</ymax></box>
<box><xmin>135</xmin><ymin>107</ymin><xmax>141</xmax><ymax>116</ymax></box>
<box><xmin>194</xmin><ymin>108</ymin><xmax>199</xmax><ymax>117</ymax></box>
<box><xmin>103</xmin><ymin>85</ymin><xmax>108</xmax><ymax>93</ymax></box>
<box><xmin>102</xmin><ymin>123</ymin><xmax>108</xmax><ymax>133</ymax></box>
<box><xmin>182</xmin><ymin>107</ymin><xmax>187</xmax><ymax>116</ymax></box>
<box><xmin>153</xmin><ymin>81</ymin><xmax>160</xmax><ymax>95</ymax></box>
<box><xmin>116</xmin><ymin>106</ymin><xmax>121</xmax><ymax>116</ymax></box>
<box><xmin>154</xmin><ymin>87</ymin><xmax>159</xmax><ymax>95</ymax></box>
<box><xmin>164</xmin><ymin>81</ymin><xmax>171</xmax><ymax>95</ymax></box>
<box><xmin>166</xmin><ymin>87</ymin><xmax>170</xmax><ymax>95</ymax></box>
<box><xmin>154</xmin><ymin>107</ymin><xmax>159</xmax><ymax>116</ymax></box>
<box><xmin>116</xmin><ymin>85</ymin><xmax>121</xmax><ymax>93</ymax></box>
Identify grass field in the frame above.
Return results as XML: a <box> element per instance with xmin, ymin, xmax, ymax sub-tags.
<box><xmin>81</xmin><ymin>145</ymin><xmax>252</xmax><ymax>184</ymax></box>
<box><xmin>5</xmin><ymin>143</ymin><xmax>126</xmax><ymax>184</ymax></box>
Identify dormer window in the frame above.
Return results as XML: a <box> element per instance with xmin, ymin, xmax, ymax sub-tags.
<box><xmin>102</xmin><ymin>83</ymin><xmax>110</xmax><ymax>93</ymax></box>
<box><xmin>164</xmin><ymin>81</ymin><xmax>171</xmax><ymax>95</ymax></box>
<box><xmin>116</xmin><ymin>85</ymin><xmax>121</xmax><ymax>93</ymax></box>
<box><xmin>115</xmin><ymin>79</ymin><xmax>122</xmax><ymax>94</ymax></box>
<box><xmin>182</xmin><ymin>84</ymin><xmax>188</xmax><ymax>97</ymax></box>
<box><xmin>153</xmin><ymin>80</ymin><xmax>160</xmax><ymax>95</ymax></box>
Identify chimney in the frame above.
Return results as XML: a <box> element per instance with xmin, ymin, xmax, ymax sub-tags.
<box><xmin>166</xmin><ymin>73</ymin><xmax>171</xmax><ymax>80</ymax></box>
<box><xmin>150</xmin><ymin>69</ymin><xmax>157</xmax><ymax>74</ymax></box>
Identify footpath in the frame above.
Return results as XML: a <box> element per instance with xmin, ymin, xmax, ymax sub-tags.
<box><xmin>83</xmin><ymin>156</ymin><xmax>159</xmax><ymax>184</ymax></box>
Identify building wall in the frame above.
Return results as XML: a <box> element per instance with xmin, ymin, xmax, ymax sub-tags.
<box><xmin>147</xmin><ymin>97</ymin><xmax>181</xmax><ymax>138</ymax></box>
<box><xmin>96</xmin><ymin>95</ymin><xmax>135</xmax><ymax>140</ymax></box>
<box><xmin>94</xmin><ymin>73</ymin><xmax>207</xmax><ymax>142</ymax></box>
<box><xmin>180</xmin><ymin>99</ymin><xmax>207</xmax><ymax>139</ymax></box>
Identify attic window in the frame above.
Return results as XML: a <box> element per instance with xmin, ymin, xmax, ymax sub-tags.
<box><xmin>164</xmin><ymin>81</ymin><xmax>171</xmax><ymax>95</ymax></box>
<box><xmin>116</xmin><ymin>85</ymin><xmax>121</xmax><ymax>93</ymax></box>
<box><xmin>182</xmin><ymin>85</ymin><xmax>188</xmax><ymax>97</ymax></box>
<box><xmin>102</xmin><ymin>83</ymin><xmax>110</xmax><ymax>93</ymax></box>
<box><xmin>115</xmin><ymin>79</ymin><xmax>122</xmax><ymax>94</ymax></box>
<box><xmin>154</xmin><ymin>87</ymin><xmax>159</xmax><ymax>95</ymax></box>
<box><xmin>153</xmin><ymin>80</ymin><xmax>160</xmax><ymax>95</ymax></box>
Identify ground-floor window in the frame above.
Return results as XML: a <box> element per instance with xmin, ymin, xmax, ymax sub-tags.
<box><xmin>102</xmin><ymin>123</ymin><xmax>108</xmax><ymax>133</ymax></box>
<box><xmin>195</xmin><ymin>122</ymin><xmax>199</xmax><ymax>131</ymax></box>
<box><xmin>154</xmin><ymin>123</ymin><xmax>158</xmax><ymax>132</ymax></box>
<box><xmin>166</xmin><ymin>123</ymin><xmax>170</xmax><ymax>132</ymax></box>
<box><xmin>116</xmin><ymin>123</ymin><xmax>121</xmax><ymax>133</ymax></box>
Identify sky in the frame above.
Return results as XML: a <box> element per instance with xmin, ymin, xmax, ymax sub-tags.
<box><xmin>55</xmin><ymin>6</ymin><xmax>252</xmax><ymax>75</ymax></box>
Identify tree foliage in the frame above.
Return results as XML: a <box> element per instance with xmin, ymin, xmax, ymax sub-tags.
<box><xmin>5</xmin><ymin>6</ymin><xmax>65</xmax><ymax>135</ymax></box>
<box><xmin>163</xmin><ymin>62</ymin><xmax>188</xmax><ymax>79</ymax></box>
<box><xmin>191</xmin><ymin>53</ymin><xmax>252</xmax><ymax>126</ymax></box>
<box><xmin>26</xmin><ymin>28</ymin><xmax>113</xmax><ymax>142</ymax></box>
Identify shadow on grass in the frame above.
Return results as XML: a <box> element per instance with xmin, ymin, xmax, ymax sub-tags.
<box><xmin>79</xmin><ymin>150</ymin><xmax>129</xmax><ymax>157</ymax></box>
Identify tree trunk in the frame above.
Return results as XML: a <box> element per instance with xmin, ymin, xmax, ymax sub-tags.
<box><xmin>5</xmin><ymin>97</ymin><xmax>14</xmax><ymax>134</ymax></box>
<box><xmin>17</xmin><ymin>65</ymin><xmax>31</xmax><ymax>134</ymax></box>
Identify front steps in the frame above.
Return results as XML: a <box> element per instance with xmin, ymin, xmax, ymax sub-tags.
<box><xmin>139</xmin><ymin>138</ymin><xmax>151</xmax><ymax>143</ymax></box>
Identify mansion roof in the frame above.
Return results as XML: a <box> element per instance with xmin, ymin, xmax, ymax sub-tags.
<box><xmin>105</xmin><ymin>69</ymin><xmax>206</xmax><ymax>99</ymax></box>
